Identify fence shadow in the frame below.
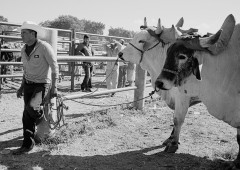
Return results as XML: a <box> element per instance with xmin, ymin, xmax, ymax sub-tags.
<box><xmin>0</xmin><ymin>127</ymin><xmax>22</xmax><ymax>136</ymax></box>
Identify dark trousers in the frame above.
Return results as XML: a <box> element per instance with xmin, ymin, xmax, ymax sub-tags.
<box><xmin>118</xmin><ymin>65</ymin><xmax>127</xmax><ymax>88</ymax></box>
<box><xmin>81</xmin><ymin>63</ymin><xmax>93</xmax><ymax>89</ymax></box>
<box><xmin>22</xmin><ymin>82</ymin><xmax>50</xmax><ymax>148</ymax></box>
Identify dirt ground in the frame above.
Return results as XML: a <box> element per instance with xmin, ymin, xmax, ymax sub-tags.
<box><xmin>0</xmin><ymin>76</ymin><xmax>239</xmax><ymax>170</ymax></box>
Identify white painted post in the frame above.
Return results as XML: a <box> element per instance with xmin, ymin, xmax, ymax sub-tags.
<box><xmin>35</xmin><ymin>28</ymin><xmax>58</xmax><ymax>142</ymax></box>
<box><xmin>133</xmin><ymin>64</ymin><xmax>146</xmax><ymax>110</ymax></box>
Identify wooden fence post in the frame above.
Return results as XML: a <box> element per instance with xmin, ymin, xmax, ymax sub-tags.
<box><xmin>133</xmin><ymin>64</ymin><xmax>146</xmax><ymax>110</ymax></box>
<box><xmin>0</xmin><ymin>44</ymin><xmax>2</xmax><ymax>90</ymax></box>
<box><xmin>70</xmin><ymin>29</ymin><xmax>75</xmax><ymax>90</ymax></box>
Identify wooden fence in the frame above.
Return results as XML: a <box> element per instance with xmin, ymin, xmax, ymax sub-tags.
<box><xmin>0</xmin><ymin>22</ymin><xmax>148</xmax><ymax>110</ymax></box>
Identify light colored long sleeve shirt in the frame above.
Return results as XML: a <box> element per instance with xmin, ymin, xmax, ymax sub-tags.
<box><xmin>21</xmin><ymin>39</ymin><xmax>59</xmax><ymax>83</ymax></box>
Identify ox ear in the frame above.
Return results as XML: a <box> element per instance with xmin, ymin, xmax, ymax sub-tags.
<box><xmin>175</xmin><ymin>17</ymin><xmax>198</xmax><ymax>35</ymax></box>
<box><xmin>192</xmin><ymin>57</ymin><xmax>201</xmax><ymax>80</ymax></box>
<box><xmin>200</xmin><ymin>14</ymin><xmax>236</xmax><ymax>55</ymax></box>
<box><xmin>176</xmin><ymin>17</ymin><xmax>184</xmax><ymax>28</ymax></box>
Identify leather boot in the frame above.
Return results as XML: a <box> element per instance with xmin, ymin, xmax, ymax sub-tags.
<box><xmin>12</xmin><ymin>138</ymin><xmax>35</xmax><ymax>155</ymax></box>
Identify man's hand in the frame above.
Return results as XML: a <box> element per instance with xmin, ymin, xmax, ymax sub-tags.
<box><xmin>79</xmin><ymin>52</ymin><xmax>85</xmax><ymax>56</ymax></box>
<box><xmin>50</xmin><ymin>87</ymin><xmax>58</xmax><ymax>98</ymax></box>
<box><xmin>17</xmin><ymin>87</ymin><xmax>23</xmax><ymax>98</ymax></box>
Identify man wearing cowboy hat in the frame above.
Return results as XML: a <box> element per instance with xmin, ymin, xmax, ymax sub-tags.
<box><xmin>13</xmin><ymin>21</ymin><xmax>59</xmax><ymax>155</ymax></box>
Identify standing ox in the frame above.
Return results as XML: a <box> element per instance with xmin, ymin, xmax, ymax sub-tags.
<box><xmin>155</xmin><ymin>14</ymin><xmax>240</xmax><ymax>167</ymax></box>
<box><xmin>118</xmin><ymin>18</ymin><xmax>201</xmax><ymax>153</ymax></box>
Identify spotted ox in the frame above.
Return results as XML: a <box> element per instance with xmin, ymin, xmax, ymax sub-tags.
<box><xmin>155</xmin><ymin>14</ymin><xmax>240</xmax><ymax>168</ymax></box>
<box><xmin>118</xmin><ymin>18</ymin><xmax>200</xmax><ymax>153</ymax></box>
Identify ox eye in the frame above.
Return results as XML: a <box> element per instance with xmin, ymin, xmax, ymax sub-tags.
<box><xmin>178</xmin><ymin>54</ymin><xmax>186</xmax><ymax>60</ymax></box>
<box><xmin>139</xmin><ymin>40</ymin><xmax>145</xmax><ymax>44</ymax></box>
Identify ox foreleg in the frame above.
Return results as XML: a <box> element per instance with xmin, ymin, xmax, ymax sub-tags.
<box><xmin>233</xmin><ymin>129</ymin><xmax>240</xmax><ymax>168</ymax></box>
<box><xmin>163</xmin><ymin>95</ymin><xmax>190</xmax><ymax>153</ymax></box>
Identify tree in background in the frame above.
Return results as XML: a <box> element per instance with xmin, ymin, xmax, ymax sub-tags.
<box><xmin>40</xmin><ymin>15</ymin><xmax>105</xmax><ymax>36</ymax></box>
<box><xmin>82</xmin><ymin>19</ymin><xmax>105</xmax><ymax>35</ymax></box>
<box><xmin>0</xmin><ymin>16</ymin><xmax>16</xmax><ymax>33</ymax></box>
<box><xmin>107</xmin><ymin>27</ymin><xmax>136</xmax><ymax>43</ymax></box>
<box><xmin>108</xmin><ymin>27</ymin><xmax>136</xmax><ymax>38</ymax></box>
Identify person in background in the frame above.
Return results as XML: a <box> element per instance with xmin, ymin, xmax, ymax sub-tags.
<box><xmin>126</xmin><ymin>62</ymin><xmax>136</xmax><ymax>87</ymax></box>
<box><xmin>116</xmin><ymin>39</ymin><xmax>127</xmax><ymax>88</ymax></box>
<box><xmin>103</xmin><ymin>41</ymin><xmax>119</xmax><ymax>97</ymax></box>
<box><xmin>14</xmin><ymin>21</ymin><xmax>59</xmax><ymax>155</ymax></box>
<box><xmin>75</xmin><ymin>35</ymin><xmax>94</xmax><ymax>92</ymax></box>
<box><xmin>0</xmin><ymin>45</ymin><xmax>14</xmax><ymax>83</ymax></box>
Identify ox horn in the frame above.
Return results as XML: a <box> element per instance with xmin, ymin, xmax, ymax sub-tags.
<box><xmin>144</xmin><ymin>17</ymin><xmax>147</xmax><ymax>26</ymax></box>
<box><xmin>155</xmin><ymin>18</ymin><xmax>163</xmax><ymax>34</ymax></box>
<box><xmin>200</xmin><ymin>14</ymin><xmax>236</xmax><ymax>55</ymax></box>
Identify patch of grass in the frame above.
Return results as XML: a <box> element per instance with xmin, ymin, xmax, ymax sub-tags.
<box><xmin>39</xmin><ymin>101</ymin><xmax>164</xmax><ymax>151</ymax></box>
<box><xmin>40</xmin><ymin>108</ymin><xmax>118</xmax><ymax>148</ymax></box>
<box><xmin>41</xmin><ymin>122</ymin><xmax>89</xmax><ymax>146</ymax></box>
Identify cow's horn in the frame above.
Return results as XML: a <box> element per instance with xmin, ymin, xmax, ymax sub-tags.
<box><xmin>200</xmin><ymin>14</ymin><xmax>235</xmax><ymax>55</ymax></box>
<box><xmin>175</xmin><ymin>17</ymin><xmax>184</xmax><ymax>28</ymax></box>
<box><xmin>155</xmin><ymin>18</ymin><xmax>163</xmax><ymax>34</ymax></box>
<box><xmin>144</xmin><ymin>17</ymin><xmax>147</xmax><ymax>27</ymax></box>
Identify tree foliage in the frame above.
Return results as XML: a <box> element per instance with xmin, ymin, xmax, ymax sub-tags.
<box><xmin>40</xmin><ymin>15</ymin><xmax>105</xmax><ymax>36</ymax></box>
<box><xmin>0</xmin><ymin>16</ymin><xmax>16</xmax><ymax>33</ymax></box>
<box><xmin>82</xmin><ymin>19</ymin><xmax>105</xmax><ymax>35</ymax></box>
<box><xmin>108</xmin><ymin>27</ymin><xmax>136</xmax><ymax>38</ymax></box>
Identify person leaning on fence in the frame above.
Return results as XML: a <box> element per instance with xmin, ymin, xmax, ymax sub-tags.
<box><xmin>13</xmin><ymin>21</ymin><xmax>59</xmax><ymax>155</ymax></box>
<box><xmin>116</xmin><ymin>39</ymin><xmax>127</xmax><ymax>88</ymax></box>
<box><xmin>75</xmin><ymin>35</ymin><xmax>94</xmax><ymax>92</ymax></box>
<box><xmin>103</xmin><ymin>41</ymin><xmax>119</xmax><ymax>97</ymax></box>
<box><xmin>126</xmin><ymin>61</ymin><xmax>136</xmax><ymax>87</ymax></box>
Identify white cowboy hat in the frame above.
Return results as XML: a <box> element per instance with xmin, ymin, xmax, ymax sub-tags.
<box><xmin>18</xmin><ymin>21</ymin><xmax>45</xmax><ymax>38</ymax></box>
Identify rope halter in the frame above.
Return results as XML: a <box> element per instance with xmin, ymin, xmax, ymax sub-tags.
<box><xmin>162</xmin><ymin>56</ymin><xmax>194</xmax><ymax>86</ymax></box>
<box><xmin>129</xmin><ymin>42</ymin><xmax>161</xmax><ymax>64</ymax></box>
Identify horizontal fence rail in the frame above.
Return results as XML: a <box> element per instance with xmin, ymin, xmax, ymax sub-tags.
<box><xmin>0</xmin><ymin>21</ymin><xmax>151</xmax><ymax>110</ymax></box>
<box><xmin>57</xmin><ymin>56</ymin><xmax>122</xmax><ymax>62</ymax></box>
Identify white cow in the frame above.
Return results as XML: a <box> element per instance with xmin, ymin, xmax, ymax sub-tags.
<box><xmin>155</xmin><ymin>14</ymin><xmax>240</xmax><ymax>168</ymax></box>
<box><xmin>118</xmin><ymin>18</ymin><xmax>200</xmax><ymax>153</ymax></box>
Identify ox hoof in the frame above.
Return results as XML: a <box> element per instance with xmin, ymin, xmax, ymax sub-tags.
<box><xmin>164</xmin><ymin>143</ymin><xmax>178</xmax><ymax>153</ymax></box>
<box><xmin>162</xmin><ymin>138</ymin><xmax>172</xmax><ymax>146</ymax></box>
<box><xmin>219</xmin><ymin>160</ymin><xmax>240</xmax><ymax>170</ymax></box>
<box><xmin>233</xmin><ymin>159</ymin><xmax>240</xmax><ymax>169</ymax></box>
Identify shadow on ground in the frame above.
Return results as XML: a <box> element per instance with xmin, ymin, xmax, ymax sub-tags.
<box><xmin>0</xmin><ymin>137</ymin><xmax>230</xmax><ymax>170</ymax></box>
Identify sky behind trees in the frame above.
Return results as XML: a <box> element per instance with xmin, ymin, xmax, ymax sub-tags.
<box><xmin>0</xmin><ymin>0</ymin><xmax>239</xmax><ymax>35</ymax></box>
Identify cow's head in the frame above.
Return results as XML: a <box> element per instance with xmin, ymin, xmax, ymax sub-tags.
<box><xmin>155</xmin><ymin>14</ymin><xmax>236</xmax><ymax>90</ymax></box>
<box><xmin>118</xmin><ymin>17</ymin><xmax>198</xmax><ymax>85</ymax></box>
<box><xmin>118</xmin><ymin>17</ymin><xmax>187</xmax><ymax>65</ymax></box>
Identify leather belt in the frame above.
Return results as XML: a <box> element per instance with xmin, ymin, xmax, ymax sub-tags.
<box><xmin>25</xmin><ymin>79</ymin><xmax>36</xmax><ymax>84</ymax></box>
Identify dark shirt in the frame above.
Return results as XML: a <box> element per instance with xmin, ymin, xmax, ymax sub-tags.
<box><xmin>75</xmin><ymin>42</ymin><xmax>94</xmax><ymax>65</ymax></box>
<box><xmin>25</xmin><ymin>41</ymin><xmax>37</xmax><ymax>56</ymax></box>
<box><xmin>75</xmin><ymin>42</ymin><xmax>94</xmax><ymax>56</ymax></box>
